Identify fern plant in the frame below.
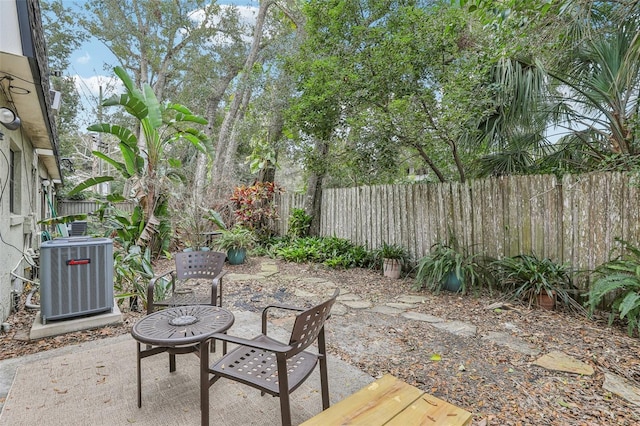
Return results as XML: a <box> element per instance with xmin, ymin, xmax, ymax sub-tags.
<box><xmin>587</xmin><ymin>239</ymin><xmax>640</xmax><ymax>337</ymax></box>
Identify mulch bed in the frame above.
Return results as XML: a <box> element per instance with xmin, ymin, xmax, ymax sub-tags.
<box><xmin>2</xmin><ymin>256</ymin><xmax>639</xmax><ymax>425</ymax></box>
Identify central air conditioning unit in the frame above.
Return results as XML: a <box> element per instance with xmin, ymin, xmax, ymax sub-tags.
<box><xmin>40</xmin><ymin>237</ymin><xmax>114</xmax><ymax>324</ymax></box>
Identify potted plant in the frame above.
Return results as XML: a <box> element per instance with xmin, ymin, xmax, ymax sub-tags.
<box><xmin>492</xmin><ymin>254</ymin><xmax>573</xmax><ymax>310</ymax></box>
<box><xmin>414</xmin><ymin>240</ymin><xmax>487</xmax><ymax>294</ymax></box>
<box><xmin>214</xmin><ymin>226</ymin><xmax>256</xmax><ymax>265</ymax></box>
<box><xmin>376</xmin><ymin>243</ymin><xmax>409</xmax><ymax>279</ymax></box>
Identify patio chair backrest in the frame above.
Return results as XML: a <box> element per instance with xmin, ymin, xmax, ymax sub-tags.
<box><xmin>287</xmin><ymin>289</ymin><xmax>339</xmax><ymax>356</ymax></box>
<box><xmin>175</xmin><ymin>251</ymin><xmax>226</xmax><ymax>280</ymax></box>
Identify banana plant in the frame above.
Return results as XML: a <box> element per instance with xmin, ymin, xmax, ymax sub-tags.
<box><xmin>68</xmin><ymin>66</ymin><xmax>211</xmax><ymax>253</ymax></box>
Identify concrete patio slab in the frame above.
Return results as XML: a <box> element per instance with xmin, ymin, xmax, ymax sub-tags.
<box><xmin>0</xmin><ymin>310</ymin><xmax>373</xmax><ymax>426</ymax></box>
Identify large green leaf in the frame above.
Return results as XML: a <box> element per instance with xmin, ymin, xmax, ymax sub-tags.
<box><xmin>92</xmin><ymin>150</ymin><xmax>130</xmax><ymax>177</ymax></box>
<box><xmin>143</xmin><ymin>84</ymin><xmax>162</xmax><ymax>129</ymax></box>
<box><xmin>114</xmin><ymin>66</ymin><xmax>135</xmax><ymax>93</ymax></box>
<box><xmin>103</xmin><ymin>93</ymin><xmax>148</xmax><ymax>120</ymax></box>
<box><xmin>106</xmin><ymin>193</ymin><xmax>126</xmax><ymax>203</ymax></box>
<box><xmin>619</xmin><ymin>292</ymin><xmax>640</xmax><ymax>319</ymax></box>
<box><xmin>167</xmin><ymin>103</ymin><xmax>208</xmax><ymax>125</ymax></box>
<box><xmin>67</xmin><ymin>176</ymin><xmax>115</xmax><ymax>197</ymax></box>
<box><xmin>87</xmin><ymin>123</ymin><xmax>137</xmax><ymax>148</ymax></box>
<box><xmin>38</xmin><ymin>214</ymin><xmax>87</xmax><ymax>226</ymax></box>
<box><xmin>119</xmin><ymin>142</ymin><xmax>139</xmax><ymax>176</ymax></box>
<box><xmin>178</xmin><ymin>131</ymin><xmax>209</xmax><ymax>154</ymax></box>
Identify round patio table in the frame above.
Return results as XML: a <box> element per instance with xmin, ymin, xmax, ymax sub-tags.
<box><xmin>131</xmin><ymin>305</ymin><xmax>234</xmax><ymax>426</ymax></box>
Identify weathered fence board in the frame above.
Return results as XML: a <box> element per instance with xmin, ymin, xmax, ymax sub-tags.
<box><xmin>273</xmin><ymin>172</ymin><xmax>640</xmax><ymax>285</ymax></box>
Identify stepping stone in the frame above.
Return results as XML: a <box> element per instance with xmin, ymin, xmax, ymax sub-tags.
<box><xmin>532</xmin><ymin>351</ymin><xmax>594</xmax><ymax>375</ymax></box>
<box><xmin>482</xmin><ymin>332</ymin><xmax>540</xmax><ymax>356</ymax></box>
<box><xmin>342</xmin><ymin>300</ymin><xmax>373</xmax><ymax>309</ymax></box>
<box><xmin>226</xmin><ymin>273</ymin><xmax>265</xmax><ymax>281</ymax></box>
<box><xmin>370</xmin><ymin>305</ymin><xmax>404</xmax><ymax>315</ymax></box>
<box><xmin>279</xmin><ymin>274</ymin><xmax>298</xmax><ymax>281</ymax></box>
<box><xmin>294</xmin><ymin>288</ymin><xmax>317</xmax><ymax>298</ymax></box>
<box><xmin>318</xmin><ymin>288</ymin><xmax>341</xmax><ymax>298</ymax></box>
<box><xmin>331</xmin><ymin>303</ymin><xmax>348</xmax><ymax>316</ymax></box>
<box><xmin>316</xmin><ymin>281</ymin><xmax>338</xmax><ymax>290</ymax></box>
<box><xmin>396</xmin><ymin>295</ymin><xmax>427</xmax><ymax>304</ymax></box>
<box><xmin>401</xmin><ymin>312</ymin><xmax>444</xmax><ymax>323</ymax></box>
<box><xmin>432</xmin><ymin>320</ymin><xmax>477</xmax><ymax>337</ymax></box>
<box><xmin>301</xmin><ymin>277</ymin><xmax>330</xmax><ymax>284</ymax></box>
<box><xmin>603</xmin><ymin>372</ymin><xmax>640</xmax><ymax>407</ymax></box>
<box><xmin>257</xmin><ymin>271</ymin><xmax>278</xmax><ymax>278</ymax></box>
<box><xmin>385</xmin><ymin>302</ymin><xmax>416</xmax><ymax>310</ymax></box>
<box><xmin>338</xmin><ymin>293</ymin><xmax>362</xmax><ymax>301</ymax></box>
<box><xmin>260</xmin><ymin>263</ymin><xmax>278</xmax><ymax>273</ymax></box>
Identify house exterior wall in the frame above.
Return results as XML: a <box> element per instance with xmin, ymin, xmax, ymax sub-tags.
<box><xmin>0</xmin><ymin>122</ymin><xmax>41</xmax><ymax>320</ymax></box>
<box><xmin>0</xmin><ymin>0</ymin><xmax>61</xmax><ymax>322</ymax></box>
<box><xmin>0</xmin><ymin>0</ymin><xmax>23</xmax><ymax>56</ymax></box>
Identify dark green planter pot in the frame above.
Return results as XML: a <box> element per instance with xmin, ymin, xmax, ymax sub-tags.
<box><xmin>226</xmin><ymin>248</ymin><xmax>247</xmax><ymax>265</ymax></box>
<box><xmin>441</xmin><ymin>271</ymin><xmax>463</xmax><ymax>293</ymax></box>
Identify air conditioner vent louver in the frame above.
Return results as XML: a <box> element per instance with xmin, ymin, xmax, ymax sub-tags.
<box><xmin>40</xmin><ymin>237</ymin><xmax>114</xmax><ymax>324</ymax></box>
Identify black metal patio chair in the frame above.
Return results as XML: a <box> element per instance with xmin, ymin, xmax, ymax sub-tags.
<box><xmin>147</xmin><ymin>250</ymin><xmax>227</xmax><ymax>315</ymax></box>
<box><xmin>205</xmin><ymin>289</ymin><xmax>340</xmax><ymax>426</ymax></box>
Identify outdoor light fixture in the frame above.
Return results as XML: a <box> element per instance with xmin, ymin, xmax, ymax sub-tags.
<box><xmin>0</xmin><ymin>107</ymin><xmax>21</xmax><ymax>130</ymax></box>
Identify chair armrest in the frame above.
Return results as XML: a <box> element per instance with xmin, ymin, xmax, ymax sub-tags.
<box><xmin>209</xmin><ymin>333</ymin><xmax>293</xmax><ymax>353</ymax></box>
<box><xmin>147</xmin><ymin>270</ymin><xmax>175</xmax><ymax>313</ymax></box>
<box><xmin>261</xmin><ymin>303</ymin><xmax>305</xmax><ymax>335</ymax></box>
<box><xmin>213</xmin><ymin>270</ymin><xmax>227</xmax><ymax>282</ymax></box>
<box><xmin>209</xmin><ymin>270</ymin><xmax>226</xmax><ymax>307</ymax></box>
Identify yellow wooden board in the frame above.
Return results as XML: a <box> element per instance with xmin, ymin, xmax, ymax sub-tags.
<box><xmin>302</xmin><ymin>374</ymin><xmax>422</xmax><ymax>425</ymax></box>
<box><xmin>302</xmin><ymin>374</ymin><xmax>472</xmax><ymax>426</ymax></box>
<box><xmin>386</xmin><ymin>393</ymin><xmax>473</xmax><ymax>426</ymax></box>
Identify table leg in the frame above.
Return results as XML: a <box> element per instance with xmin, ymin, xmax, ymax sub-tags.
<box><xmin>170</xmin><ymin>352</ymin><xmax>176</xmax><ymax>372</ymax></box>
<box><xmin>136</xmin><ymin>341</ymin><xmax>142</xmax><ymax>408</ymax></box>
<box><xmin>200</xmin><ymin>340</ymin><xmax>210</xmax><ymax>426</ymax></box>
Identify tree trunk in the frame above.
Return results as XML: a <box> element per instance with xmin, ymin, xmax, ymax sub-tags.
<box><xmin>256</xmin><ymin>111</ymin><xmax>284</xmax><ymax>183</ymax></box>
<box><xmin>221</xmin><ymin>86</ymin><xmax>253</xmax><ymax>185</ymax></box>
<box><xmin>193</xmin><ymin>70</ymin><xmax>240</xmax><ymax>203</ymax></box>
<box><xmin>211</xmin><ymin>0</ymin><xmax>275</xmax><ymax>197</ymax></box>
<box><xmin>304</xmin><ymin>138</ymin><xmax>329</xmax><ymax>236</ymax></box>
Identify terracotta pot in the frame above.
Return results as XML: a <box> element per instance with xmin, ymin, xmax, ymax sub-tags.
<box><xmin>537</xmin><ymin>291</ymin><xmax>556</xmax><ymax>310</ymax></box>
<box><xmin>383</xmin><ymin>258</ymin><xmax>402</xmax><ymax>279</ymax></box>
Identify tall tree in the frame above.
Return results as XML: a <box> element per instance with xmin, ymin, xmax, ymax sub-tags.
<box><xmin>79</xmin><ymin>0</ymin><xmax>237</xmax><ymax>102</ymax></box>
<box><xmin>289</xmin><ymin>0</ymin><xmax>497</xmax><ymax>215</ymax></box>
<box><xmin>209</xmin><ymin>0</ymin><xmax>304</xmax><ymax>199</ymax></box>
<box><xmin>466</xmin><ymin>0</ymin><xmax>640</xmax><ymax>175</ymax></box>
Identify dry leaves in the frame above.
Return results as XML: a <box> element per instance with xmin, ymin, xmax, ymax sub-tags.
<box><xmin>2</xmin><ymin>256</ymin><xmax>639</xmax><ymax>425</ymax></box>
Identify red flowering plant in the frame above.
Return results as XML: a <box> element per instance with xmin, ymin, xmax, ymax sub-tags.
<box><xmin>229</xmin><ymin>182</ymin><xmax>283</xmax><ymax>239</ymax></box>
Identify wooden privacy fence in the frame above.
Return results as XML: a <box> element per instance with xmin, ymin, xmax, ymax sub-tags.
<box><xmin>274</xmin><ymin>172</ymin><xmax>640</xmax><ymax>280</ymax></box>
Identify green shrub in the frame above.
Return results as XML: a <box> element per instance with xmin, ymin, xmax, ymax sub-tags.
<box><xmin>492</xmin><ymin>254</ymin><xmax>573</xmax><ymax>309</ymax></box>
<box><xmin>268</xmin><ymin>236</ymin><xmax>375</xmax><ymax>269</ymax></box>
<box><xmin>587</xmin><ymin>239</ymin><xmax>640</xmax><ymax>337</ymax></box>
<box><xmin>287</xmin><ymin>208</ymin><xmax>312</xmax><ymax>238</ymax></box>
